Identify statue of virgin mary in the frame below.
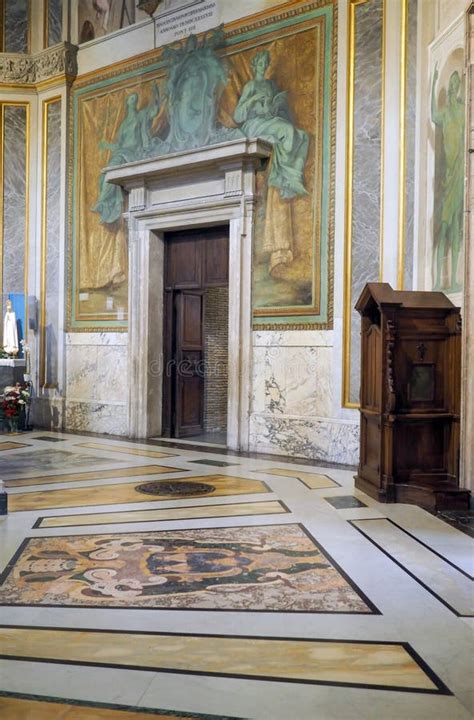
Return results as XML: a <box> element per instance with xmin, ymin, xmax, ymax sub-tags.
<box><xmin>3</xmin><ymin>300</ymin><xmax>19</xmax><ymax>357</ymax></box>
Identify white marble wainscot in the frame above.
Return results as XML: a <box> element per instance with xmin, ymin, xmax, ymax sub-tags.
<box><xmin>249</xmin><ymin>414</ymin><xmax>359</xmax><ymax>466</ymax></box>
<box><xmin>250</xmin><ymin>330</ymin><xmax>359</xmax><ymax>464</ymax></box>
<box><xmin>65</xmin><ymin>333</ymin><xmax>128</xmax><ymax>436</ymax></box>
<box><xmin>251</xmin><ymin>331</ymin><xmax>335</xmax><ymax>417</ymax></box>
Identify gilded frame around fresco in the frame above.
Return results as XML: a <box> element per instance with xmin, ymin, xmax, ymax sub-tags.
<box><xmin>67</xmin><ymin>0</ymin><xmax>337</xmax><ymax>332</ymax></box>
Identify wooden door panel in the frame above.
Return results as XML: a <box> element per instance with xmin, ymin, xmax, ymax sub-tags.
<box><xmin>165</xmin><ymin>234</ymin><xmax>202</xmax><ymax>289</ymax></box>
<box><xmin>203</xmin><ymin>228</ymin><xmax>229</xmax><ymax>286</ymax></box>
<box><xmin>174</xmin><ymin>291</ymin><xmax>204</xmax><ymax>437</ymax></box>
<box><xmin>180</xmin><ymin>293</ymin><xmax>203</xmax><ymax>347</ymax></box>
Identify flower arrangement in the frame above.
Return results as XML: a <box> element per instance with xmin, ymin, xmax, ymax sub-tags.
<box><xmin>2</xmin><ymin>382</ymin><xmax>31</xmax><ymax>432</ymax></box>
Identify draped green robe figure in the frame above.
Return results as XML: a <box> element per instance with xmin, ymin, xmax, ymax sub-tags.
<box><xmin>234</xmin><ymin>50</ymin><xmax>309</xmax><ymax>275</ymax></box>
<box><xmin>431</xmin><ymin>67</ymin><xmax>465</xmax><ymax>292</ymax></box>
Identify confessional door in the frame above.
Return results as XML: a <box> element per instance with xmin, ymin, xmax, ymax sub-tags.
<box><xmin>162</xmin><ymin>226</ymin><xmax>229</xmax><ymax>439</ymax></box>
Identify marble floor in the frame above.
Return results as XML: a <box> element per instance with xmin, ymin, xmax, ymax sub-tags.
<box><xmin>0</xmin><ymin>432</ymin><xmax>472</xmax><ymax>719</ymax></box>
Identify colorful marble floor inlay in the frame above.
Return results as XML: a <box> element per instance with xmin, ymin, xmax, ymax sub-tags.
<box><xmin>0</xmin><ymin>524</ymin><xmax>375</xmax><ymax>612</ymax></box>
<box><xmin>0</xmin><ymin>627</ymin><xmax>448</xmax><ymax>693</ymax></box>
<box><xmin>135</xmin><ymin>480</ymin><xmax>216</xmax><ymax>496</ymax></box>
<box><xmin>0</xmin><ymin>692</ymin><xmax>238</xmax><ymax>719</ymax></box>
<box><xmin>8</xmin><ymin>475</ymin><xmax>270</xmax><ymax>512</ymax></box>
<box><xmin>34</xmin><ymin>500</ymin><xmax>289</xmax><ymax>529</ymax></box>
<box><xmin>0</xmin><ymin>441</ymin><xmax>30</xmax><ymax>451</ymax></box>
<box><xmin>76</xmin><ymin>441</ymin><xmax>176</xmax><ymax>459</ymax></box>
<box><xmin>0</xmin><ymin>449</ymin><xmax>127</xmax><ymax>476</ymax></box>
<box><xmin>4</xmin><ymin>464</ymin><xmax>183</xmax><ymax>488</ymax></box>
<box><xmin>255</xmin><ymin>468</ymin><xmax>339</xmax><ymax>489</ymax></box>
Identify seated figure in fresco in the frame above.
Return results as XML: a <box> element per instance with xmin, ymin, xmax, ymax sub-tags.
<box><xmin>92</xmin><ymin>85</ymin><xmax>161</xmax><ymax>225</ymax></box>
<box><xmin>430</xmin><ymin>65</ymin><xmax>464</xmax><ymax>292</ymax></box>
<box><xmin>233</xmin><ymin>49</ymin><xmax>309</xmax><ymax>200</ymax></box>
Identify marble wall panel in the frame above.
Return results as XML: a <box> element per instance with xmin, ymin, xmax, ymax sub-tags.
<box><xmin>253</xmin><ymin>330</ymin><xmax>334</xmax><ymax>347</ymax></box>
<box><xmin>47</xmin><ymin>0</ymin><xmax>63</xmax><ymax>46</ymax></box>
<box><xmin>43</xmin><ymin>100</ymin><xmax>62</xmax><ymax>387</ymax></box>
<box><xmin>65</xmin><ymin>333</ymin><xmax>128</xmax><ymax>435</ymax></box>
<box><xmin>3</xmin><ymin>0</ymin><xmax>28</xmax><ymax>53</ymax></box>
<box><xmin>66</xmin><ymin>343</ymin><xmax>127</xmax><ymax>404</ymax></box>
<box><xmin>251</xmin><ymin>346</ymin><xmax>266</xmax><ymax>414</ymax></box>
<box><xmin>2</xmin><ymin>105</ymin><xmax>27</xmax><ymax>301</ymax></box>
<box><xmin>348</xmin><ymin>0</ymin><xmax>384</xmax><ymax>403</ymax></box>
<box><xmin>258</xmin><ymin>346</ymin><xmax>333</xmax><ymax>419</ymax></box>
<box><xmin>249</xmin><ymin>414</ymin><xmax>359</xmax><ymax>466</ymax></box>
<box><xmin>65</xmin><ymin>400</ymin><xmax>128</xmax><ymax>436</ymax></box>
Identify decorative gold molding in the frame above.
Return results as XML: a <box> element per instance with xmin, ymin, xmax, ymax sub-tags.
<box><xmin>397</xmin><ymin>0</ymin><xmax>408</xmax><ymax>289</ymax></box>
<box><xmin>39</xmin><ymin>97</ymin><xmax>62</xmax><ymax>389</ymax></box>
<box><xmin>343</xmin><ymin>0</ymin><xmax>385</xmax><ymax>409</ymax></box>
<box><xmin>24</xmin><ymin>101</ymin><xmax>30</xmax><ymax>335</ymax></box>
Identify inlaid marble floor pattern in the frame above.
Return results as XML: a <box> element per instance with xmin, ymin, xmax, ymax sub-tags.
<box><xmin>0</xmin><ymin>432</ymin><xmax>472</xmax><ymax>720</ymax></box>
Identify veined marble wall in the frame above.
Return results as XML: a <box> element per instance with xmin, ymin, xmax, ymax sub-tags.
<box><xmin>41</xmin><ymin>99</ymin><xmax>62</xmax><ymax>388</ymax></box>
<box><xmin>2</xmin><ymin>105</ymin><xmax>28</xmax><ymax>305</ymax></box>
<box><xmin>249</xmin><ymin>331</ymin><xmax>359</xmax><ymax>465</ymax></box>
<box><xmin>65</xmin><ymin>333</ymin><xmax>128</xmax><ymax>435</ymax></box>
<box><xmin>3</xmin><ymin>0</ymin><xmax>29</xmax><ymax>53</ymax></box>
<box><xmin>46</xmin><ymin>0</ymin><xmax>63</xmax><ymax>47</ymax></box>
<box><xmin>346</xmin><ymin>0</ymin><xmax>384</xmax><ymax>405</ymax></box>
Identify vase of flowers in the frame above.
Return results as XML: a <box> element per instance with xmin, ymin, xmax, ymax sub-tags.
<box><xmin>2</xmin><ymin>383</ymin><xmax>30</xmax><ymax>433</ymax></box>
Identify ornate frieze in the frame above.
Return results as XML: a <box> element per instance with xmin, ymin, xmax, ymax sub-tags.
<box><xmin>0</xmin><ymin>42</ymin><xmax>77</xmax><ymax>86</ymax></box>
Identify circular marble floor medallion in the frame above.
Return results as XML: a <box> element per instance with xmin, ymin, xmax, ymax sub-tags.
<box><xmin>135</xmin><ymin>480</ymin><xmax>216</xmax><ymax>496</ymax></box>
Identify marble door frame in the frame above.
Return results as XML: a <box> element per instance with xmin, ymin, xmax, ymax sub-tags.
<box><xmin>105</xmin><ymin>139</ymin><xmax>272</xmax><ymax>450</ymax></box>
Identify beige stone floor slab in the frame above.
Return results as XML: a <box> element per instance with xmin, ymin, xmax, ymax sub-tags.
<box><xmin>36</xmin><ymin>500</ymin><xmax>287</xmax><ymax>528</ymax></box>
<box><xmin>76</xmin><ymin>442</ymin><xmax>176</xmax><ymax>460</ymax></box>
<box><xmin>0</xmin><ymin>441</ymin><xmax>30</xmax><ymax>451</ymax></box>
<box><xmin>0</xmin><ymin>627</ymin><xmax>443</xmax><ymax>692</ymax></box>
<box><xmin>9</xmin><ymin>476</ymin><xmax>270</xmax><ymax>512</ymax></box>
<box><xmin>255</xmin><ymin>468</ymin><xmax>339</xmax><ymax>489</ymax></box>
<box><xmin>4</xmin><ymin>464</ymin><xmax>182</xmax><ymax>488</ymax></box>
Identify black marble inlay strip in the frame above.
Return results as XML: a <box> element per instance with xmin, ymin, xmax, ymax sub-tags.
<box><xmin>189</xmin><ymin>460</ymin><xmax>239</xmax><ymax>467</ymax></box>
<box><xmin>359</xmin><ymin>518</ymin><xmax>473</xmax><ymax>580</ymax></box>
<box><xmin>0</xmin><ymin>690</ymin><xmax>243</xmax><ymax>719</ymax></box>
<box><xmin>33</xmin><ymin>436</ymin><xmax>67</xmax><ymax>442</ymax></box>
<box><xmin>324</xmin><ymin>495</ymin><xmax>367</xmax><ymax>509</ymax></box>
<box><xmin>349</xmin><ymin>521</ymin><xmax>474</xmax><ymax>618</ymax></box>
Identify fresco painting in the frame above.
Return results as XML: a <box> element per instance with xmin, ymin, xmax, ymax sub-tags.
<box><xmin>428</xmin><ymin>28</ymin><xmax>465</xmax><ymax>296</ymax></box>
<box><xmin>71</xmin><ymin>3</ymin><xmax>335</xmax><ymax>328</ymax></box>
<box><xmin>78</xmin><ymin>0</ymin><xmax>138</xmax><ymax>44</ymax></box>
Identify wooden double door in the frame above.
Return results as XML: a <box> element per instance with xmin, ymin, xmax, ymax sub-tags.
<box><xmin>162</xmin><ymin>226</ymin><xmax>229</xmax><ymax>438</ymax></box>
